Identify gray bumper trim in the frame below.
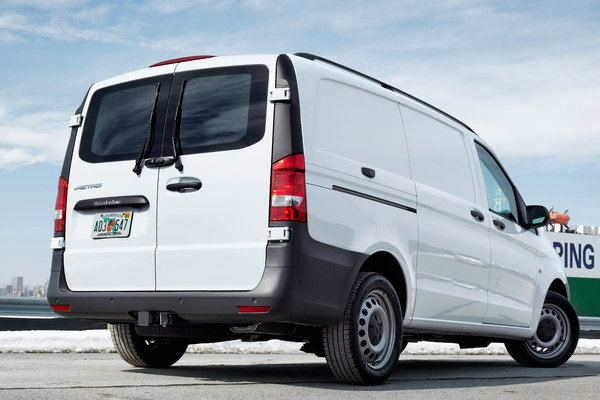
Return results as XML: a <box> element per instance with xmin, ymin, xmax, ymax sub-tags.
<box><xmin>47</xmin><ymin>223</ymin><xmax>367</xmax><ymax>327</ymax></box>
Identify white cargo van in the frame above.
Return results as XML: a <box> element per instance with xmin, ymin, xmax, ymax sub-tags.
<box><xmin>49</xmin><ymin>53</ymin><xmax>579</xmax><ymax>385</ymax></box>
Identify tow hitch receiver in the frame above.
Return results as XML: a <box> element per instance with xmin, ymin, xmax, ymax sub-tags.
<box><xmin>137</xmin><ymin>311</ymin><xmax>174</xmax><ymax>327</ymax></box>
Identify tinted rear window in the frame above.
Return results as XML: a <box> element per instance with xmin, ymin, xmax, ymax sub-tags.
<box><xmin>174</xmin><ymin>65</ymin><xmax>268</xmax><ymax>156</ymax></box>
<box><xmin>79</xmin><ymin>65</ymin><xmax>269</xmax><ymax>163</ymax></box>
<box><xmin>79</xmin><ymin>77</ymin><xmax>162</xmax><ymax>163</ymax></box>
<box><xmin>182</xmin><ymin>74</ymin><xmax>250</xmax><ymax>148</ymax></box>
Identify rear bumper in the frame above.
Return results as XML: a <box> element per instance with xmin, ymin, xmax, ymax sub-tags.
<box><xmin>47</xmin><ymin>223</ymin><xmax>366</xmax><ymax>327</ymax></box>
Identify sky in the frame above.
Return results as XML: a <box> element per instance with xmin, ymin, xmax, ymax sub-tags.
<box><xmin>1</xmin><ymin>0</ymin><xmax>599</xmax><ymax>285</ymax></box>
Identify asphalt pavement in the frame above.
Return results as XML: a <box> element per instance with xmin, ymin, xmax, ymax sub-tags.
<box><xmin>1</xmin><ymin>353</ymin><xmax>599</xmax><ymax>399</ymax></box>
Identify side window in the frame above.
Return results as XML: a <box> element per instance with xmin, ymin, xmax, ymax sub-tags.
<box><xmin>475</xmin><ymin>142</ymin><xmax>519</xmax><ymax>223</ymax></box>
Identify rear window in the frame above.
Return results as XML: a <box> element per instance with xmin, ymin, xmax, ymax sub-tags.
<box><xmin>177</xmin><ymin>67</ymin><xmax>268</xmax><ymax>155</ymax></box>
<box><xmin>79</xmin><ymin>77</ymin><xmax>162</xmax><ymax>163</ymax></box>
<box><xmin>79</xmin><ymin>65</ymin><xmax>269</xmax><ymax>163</ymax></box>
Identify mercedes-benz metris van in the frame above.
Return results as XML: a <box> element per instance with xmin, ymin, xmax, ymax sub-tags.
<box><xmin>48</xmin><ymin>53</ymin><xmax>579</xmax><ymax>385</ymax></box>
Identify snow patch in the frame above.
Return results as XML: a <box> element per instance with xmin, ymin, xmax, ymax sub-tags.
<box><xmin>1</xmin><ymin>330</ymin><xmax>600</xmax><ymax>355</ymax></box>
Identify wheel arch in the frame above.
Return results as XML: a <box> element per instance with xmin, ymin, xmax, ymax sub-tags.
<box><xmin>359</xmin><ymin>251</ymin><xmax>408</xmax><ymax>317</ymax></box>
<box><xmin>547</xmin><ymin>278</ymin><xmax>569</xmax><ymax>300</ymax></box>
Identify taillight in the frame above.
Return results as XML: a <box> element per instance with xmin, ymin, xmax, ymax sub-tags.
<box><xmin>51</xmin><ymin>304</ymin><xmax>71</xmax><ymax>312</ymax></box>
<box><xmin>270</xmin><ymin>154</ymin><xmax>307</xmax><ymax>222</ymax></box>
<box><xmin>54</xmin><ymin>176</ymin><xmax>68</xmax><ymax>233</ymax></box>
<box><xmin>238</xmin><ymin>306</ymin><xmax>271</xmax><ymax>313</ymax></box>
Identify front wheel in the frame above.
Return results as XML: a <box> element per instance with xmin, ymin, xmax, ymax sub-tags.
<box><xmin>110</xmin><ymin>323</ymin><xmax>188</xmax><ymax>368</ymax></box>
<box><xmin>505</xmin><ymin>292</ymin><xmax>579</xmax><ymax>367</ymax></box>
<box><xmin>323</xmin><ymin>272</ymin><xmax>402</xmax><ymax>385</ymax></box>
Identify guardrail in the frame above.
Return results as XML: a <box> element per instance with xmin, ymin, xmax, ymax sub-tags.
<box><xmin>1</xmin><ymin>296</ymin><xmax>597</xmax><ymax>337</ymax></box>
<box><xmin>0</xmin><ymin>297</ymin><xmax>105</xmax><ymax>331</ymax></box>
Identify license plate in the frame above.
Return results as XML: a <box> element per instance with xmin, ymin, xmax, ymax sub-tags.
<box><xmin>91</xmin><ymin>211</ymin><xmax>132</xmax><ymax>239</ymax></box>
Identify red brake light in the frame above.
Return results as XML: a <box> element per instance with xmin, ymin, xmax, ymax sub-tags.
<box><xmin>238</xmin><ymin>306</ymin><xmax>271</xmax><ymax>313</ymax></box>
<box><xmin>51</xmin><ymin>304</ymin><xmax>71</xmax><ymax>312</ymax></box>
<box><xmin>149</xmin><ymin>55</ymin><xmax>215</xmax><ymax>67</ymax></box>
<box><xmin>270</xmin><ymin>154</ymin><xmax>307</xmax><ymax>222</ymax></box>
<box><xmin>54</xmin><ymin>176</ymin><xmax>68</xmax><ymax>233</ymax></box>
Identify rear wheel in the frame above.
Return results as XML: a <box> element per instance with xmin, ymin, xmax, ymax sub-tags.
<box><xmin>323</xmin><ymin>272</ymin><xmax>402</xmax><ymax>385</ymax></box>
<box><xmin>505</xmin><ymin>292</ymin><xmax>579</xmax><ymax>367</ymax></box>
<box><xmin>399</xmin><ymin>339</ymin><xmax>409</xmax><ymax>355</ymax></box>
<box><xmin>110</xmin><ymin>323</ymin><xmax>188</xmax><ymax>368</ymax></box>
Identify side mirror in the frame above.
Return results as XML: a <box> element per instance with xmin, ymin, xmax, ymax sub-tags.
<box><xmin>526</xmin><ymin>205</ymin><xmax>549</xmax><ymax>228</ymax></box>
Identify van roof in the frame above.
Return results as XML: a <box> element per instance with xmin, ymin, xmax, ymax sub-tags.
<box><xmin>294</xmin><ymin>53</ymin><xmax>475</xmax><ymax>134</ymax></box>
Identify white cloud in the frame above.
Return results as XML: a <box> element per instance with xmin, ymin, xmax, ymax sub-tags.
<box><xmin>0</xmin><ymin>101</ymin><xmax>69</xmax><ymax>170</ymax></box>
<box><xmin>0</xmin><ymin>28</ymin><xmax>24</xmax><ymax>44</ymax></box>
<box><xmin>0</xmin><ymin>0</ymin><xmax>599</xmax><ymax>170</ymax></box>
<box><xmin>138</xmin><ymin>0</ymin><xmax>237</xmax><ymax>14</ymax></box>
<box><xmin>381</xmin><ymin>49</ymin><xmax>600</xmax><ymax>165</ymax></box>
<box><xmin>0</xmin><ymin>148</ymin><xmax>47</xmax><ymax>170</ymax></box>
<box><xmin>138</xmin><ymin>0</ymin><xmax>285</xmax><ymax>15</ymax></box>
<box><xmin>1</xmin><ymin>0</ymin><xmax>89</xmax><ymax>9</ymax></box>
<box><xmin>0</xmin><ymin>11</ymin><xmax>126</xmax><ymax>43</ymax></box>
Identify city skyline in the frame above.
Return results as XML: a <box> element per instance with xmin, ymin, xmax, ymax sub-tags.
<box><xmin>1</xmin><ymin>275</ymin><xmax>48</xmax><ymax>297</ymax></box>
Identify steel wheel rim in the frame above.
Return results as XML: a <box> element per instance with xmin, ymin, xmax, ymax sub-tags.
<box><xmin>357</xmin><ymin>289</ymin><xmax>396</xmax><ymax>370</ymax></box>
<box><xmin>525</xmin><ymin>303</ymin><xmax>571</xmax><ymax>359</ymax></box>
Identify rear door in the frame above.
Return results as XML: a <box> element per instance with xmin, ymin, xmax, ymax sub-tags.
<box><xmin>155</xmin><ymin>63</ymin><xmax>272</xmax><ymax>291</ymax></box>
<box><xmin>64</xmin><ymin>68</ymin><xmax>174</xmax><ymax>291</ymax></box>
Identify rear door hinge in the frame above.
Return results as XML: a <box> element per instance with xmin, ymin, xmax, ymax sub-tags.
<box><xmin>68</xmin><ymin>114</ymin><xmax>83</xmax><ymax>128</ymax></box>
<box><xmin>269</xmin><ymin>88</ymin><xmax>291</xmax><ymax>103</ymax></box>
<box><xmin>268</xmin><ymin>227</ymin><xmax>290</xmax><ymax>241</ymax></box>
<box><xmin>50</xmin><ymin>237</ymin><xmax>65</xmax><ymax>249</ymax></box>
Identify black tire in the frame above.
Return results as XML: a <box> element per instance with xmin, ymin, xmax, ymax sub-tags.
<box><xmin>399</xmin><ymin>339</ymin><xmax>409</xmax><ymax>355</ymax></box>
<box><xmin>505</xmin><ymin>292</ymin><xmax>579</xmax><ymax>367</ymax></box>
<box><xmin>323</xmin><ymin>272</ymin><xmax>402</xmax><ymax>385</ymax></box>
<box><xmin>110</xmin><ymin>323</ymin><xmax>188</xmax><ymax>368</ymax></box>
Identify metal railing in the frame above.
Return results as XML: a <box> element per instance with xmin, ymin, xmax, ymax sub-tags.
<box><xmin>0</xmin><ymin>297</ymin><xmax>105</xmax><ymax>331</ymax></box>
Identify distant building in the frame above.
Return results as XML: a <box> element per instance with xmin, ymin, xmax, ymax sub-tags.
<box><xmin>12</xmin><ymin>276</ymin><xmax>23</xmax><ymax>296</ymax></box>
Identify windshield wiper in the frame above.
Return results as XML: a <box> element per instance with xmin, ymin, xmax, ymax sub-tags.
<box><xmin>133</xmin><ymin>82</ymin><xmax>161</xmax><ymax>175</ymax></box>
<box><xmin>171</xmin><ymin>79</ymin><xmax>187</xmax><ymax>172</ymax></box>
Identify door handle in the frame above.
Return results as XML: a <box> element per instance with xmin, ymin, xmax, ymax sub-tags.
<box><xmin>493</xmin><ymin>219</ymin><xmax>506</xmax><ymax>231</ymax></box>
<box><xmin>145</xmin><ymin>157</ymin><xmax>175</xmax><ymax>168</ymax></box>
<box><xmin>361</xmin><ymin>167</ymin><xmax>376</xmax><ymax>178</ymax></box>
<box><xmin>166</xmin><ymin>181</ymin><xmax>202</xmax><ymax>192</ymax></box>
<box><xmin>470</xmin><ymin>209</ymin><xmax>485</xmax><ymax>222</ymax></box>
